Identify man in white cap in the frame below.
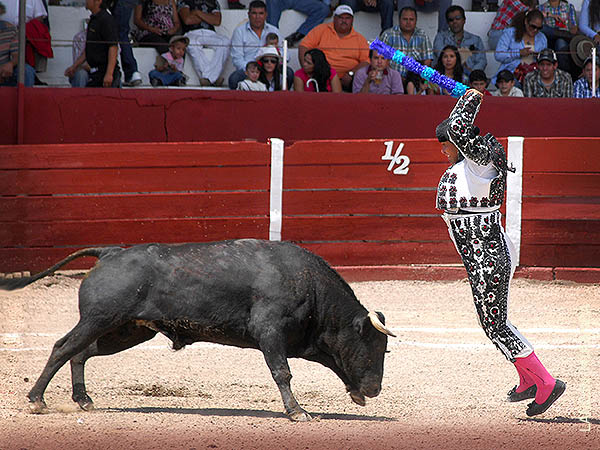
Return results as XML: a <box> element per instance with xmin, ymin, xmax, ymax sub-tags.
<box><xmin>298</xmin><ymin>4</ymin><xmax>369</xmax><ymax>91</ymax></box>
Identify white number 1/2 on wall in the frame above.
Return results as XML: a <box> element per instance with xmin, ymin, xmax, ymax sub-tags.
<box><xmin>382</xmin><ymin>141</ymin><xmax>410</xmax><ymax>175</ymax></box>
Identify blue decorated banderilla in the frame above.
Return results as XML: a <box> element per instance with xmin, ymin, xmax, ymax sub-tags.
<box><xmin>370</xmin><ymin>39</ymin><xmax>468</xmax><ymax>98</ymax></box>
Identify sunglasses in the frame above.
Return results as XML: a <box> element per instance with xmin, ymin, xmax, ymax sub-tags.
<box><xmin>527</xmin><ymin>23</ymin><xmax>542</xmax><ymax>30</ymax></box>
<box><xmin>447</xmin><ymin>16</ymin><xmax>464</xmax><ymax>22</ymax></box>
<box><xmin>262</xmin><ymin>58</ymin><xmax>278</xmax><ymax>64</ymax></box>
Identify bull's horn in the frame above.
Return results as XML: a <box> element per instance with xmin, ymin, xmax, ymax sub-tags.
<box><xmin>368</xmin><ymin>311</ymin><xmax>396</xmax><ymax>337</ymax></box>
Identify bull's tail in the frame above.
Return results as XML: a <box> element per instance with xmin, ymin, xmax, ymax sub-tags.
<box><xmin>0</xmin><ymin>247</ymin><xmax>123</xmax><ymax>291</ymax></box>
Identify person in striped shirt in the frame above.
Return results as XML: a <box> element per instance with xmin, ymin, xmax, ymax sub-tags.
<box><xmin>380</xmin><ymin>6</ymin><xmax>433</xmax><ymax>79</ymax></box>
<box><xmin>0</xmin><ymin>1</ymin><xmax>35</xmax><ymax>86</ymax></box>
<box><xmin>539</xmin><ymin>0</ymin><xmax>578</xmax><ymax>75</ymax></box>
<box><xmin>573</xmin><ymin>55</ymin><xmax>600</xmax><ymax>98</ymax></box>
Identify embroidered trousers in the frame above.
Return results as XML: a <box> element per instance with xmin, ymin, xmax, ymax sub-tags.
<box><xmin>443</xmin><ymin>210</ymin><xmax>533</xmax><ymax>361</ymax></box>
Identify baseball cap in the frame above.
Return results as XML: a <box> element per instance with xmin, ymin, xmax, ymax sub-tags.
<box><xmin>537</xmin><ymin>48</ymin><xmax>557</xmax><ymax>64</ymax></box>
<box><xmin>333</xmin><ymin>5</ymin><xmax>354</xmax><ymax>16</ymax></box>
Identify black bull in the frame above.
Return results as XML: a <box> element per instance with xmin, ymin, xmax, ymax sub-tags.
<box><xmin>1</xmin><ymin>239</ymin><xmax>395</xmax><ymax>421</ymax></box>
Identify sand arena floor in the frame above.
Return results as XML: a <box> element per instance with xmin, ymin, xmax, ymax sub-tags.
<box><xmin>1</xmin><ymin>273</ymin><xmax>599</xmax><ymax>450</ymax></box>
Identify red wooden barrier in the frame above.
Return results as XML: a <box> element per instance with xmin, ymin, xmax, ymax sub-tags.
<box><xmin>520</xmin><ymin>138</ymin><xmax>600</xmax><ymax>267</ymax></box>
<box><xmin>0</xmin><ymin>142</ymin><xmax>271</xmax><ymax>271</ymax></box>
<box><xmin>1</xmin><ymin>138</ymin><xmax>599</xmax><ymax>276</ymax></box>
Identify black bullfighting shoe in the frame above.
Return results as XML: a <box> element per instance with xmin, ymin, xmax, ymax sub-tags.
<box><xmin>506</xmin><ymin>384</ymin><xmax>537</xmax><ymax>402</ymax></box>
<box><xmin>525</xmin><ymin>379</ymin><xmax>566</xmax><ymax>417</ymax></box>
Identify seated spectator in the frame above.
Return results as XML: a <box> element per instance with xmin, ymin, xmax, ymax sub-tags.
<box><xmin>237</xmin><ymin>60</ymin><xmax>267</xmax><ymax>90</ymax></box>
<box><xmin>573</xmin><ymin>55</ymin><xmax>600</xmax><ymax>98</ymax></box>
<box><xmin>523</xmin><ymin>47</ymin><xmax>573</xmax><ymax>97</ymax></box>
<box><xmin>265</xmin><ymin>31</ymin><xmax>291</xmax><ymax>67</ymax></box>
<box><xmin>538</xmin><ymin>0</ymin><xmax>578</xmax><ymax>76</ymax></box>
<box><xmin>396</xmin><ymin>0</ymin><xmax>451</xmax><ymax>33</ymax></box>
<box><xmin>64</xmin><ymin>0</ymin><xmax>120</xmax><ymax>87</ymax></box>
<box><xmin>340</xmin><ymin>0</ymin><xmax>394</xmax><ymax>36</ymax></box>
<box><xmin>134</xmin><ymin>0</ymin><xmax>181</xmax><ymax>54</ymax></box>
<box><xmin>352</xmin><ymin>48</ymin><xmax>403</xmax><ymax>94</ymax></box>
<box><xmin>405</xmin><ymin>70</ymin><xmax>433</xmax><ymax>94</ymax></box>
<box><xmin>431</xmin><ymin>45</ymin><xmax>466</xmax><ymax>95</ymax></box>
<box><xmin>298</xmin><ymin>5</ymin><xmax>369</xmax><ymax>92</ymax></box>
<box><xmin>492</xmin><ymin>69</ymin><xmax>524</xmax><ymax>96</ymax></box>
<box><xmin>469</xmin><ymin>69</ymin><xmax>492</xmax><ymax>95</ymax></box>
<box><xmin>294</xmin><ymin>47</ymin><xmax>342</xmax><ymax>92</ymax></box>
<box><xmin>256</xmin><ymin>45</ymin><xmax>291</xmax><ymax>90</ymax></box>
<box><xmin>433</xmin><ymin>5</ymin><xmax>486</xmax><ymax>78</ymax></box>
<box><xmin>4</xmin><ymin>0</ymin><xmax>52</xmax><ymax>85</ymax></box>
<box><xmin>380</xmin><ymin>7</ymin><xmax>433</xmax><ymax>80</ymax></box>
<box><xmin>229</xmin><ymin>1</ymin><xmax>288</xmax><ymax>89</ymax></box>
<box><xmin>67</xmin><ymin>18</ymin><xmax>90</xmax><ymax>88</ymax></box>
<box><xmin>3</xmin><ymin>0</ymin><xmax>47</xmax><ymax>26</ymax></box>
<box><xmin>494</xmin><ymin>10</ymin><xmax>548</xmax><ymax>86</ymax></box>
<box><xmin>0</xmin><ymin>1</ymin><xmax>35</xmax><ymax>86</ymax></box>
<box><xmin>580</xmin><ymin>0</ymin><xmax>600</xmax><ymax>45</ymax></box>
<box><xmin>113</xmin><ymin>0</ymin><xmax>142</xmax><ymax>86</ymax></box>
<box><xmin>266</xmin><ymin>0</ymin><xmax>329</xmax><ymax>47</ymax></box>
<box><xmin>179</xmin><ymin>0</ymin><xmax>230</xmax><ymax>87</ymax></box>
<box><xmin>488</xmin><ymin>0</ymin><xmax>536</xmax><ymax>50</ymax></box>
<box><xmin>149</xmin><ymin>35</ymin><xmax>188</xmax><ymax>86</ymax></box>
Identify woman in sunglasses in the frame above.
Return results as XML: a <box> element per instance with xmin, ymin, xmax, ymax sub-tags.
<box><xmin>256</xmin><ymin>46</ymin><xmax>290</xmax><ymax>92</ymax></box>
<box><xmin>293</xmin><ymin>49</ymin><xmax>342</xmax><ymax>93</ymax></box>
<box><xmin>494</xmin><ymin>10</ymin><xmax>548</xmax><ymax>86</ymax></box>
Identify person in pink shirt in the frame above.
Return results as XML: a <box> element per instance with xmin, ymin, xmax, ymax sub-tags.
<box><xmin>294</xmin><ymin>48</ymin><xmax>342</xmax><ymax>92</ymax></box>
<box><xmin>149</xmin><ymin>35</ymin><xmax>189</xmax><ymax>86</ymax></box>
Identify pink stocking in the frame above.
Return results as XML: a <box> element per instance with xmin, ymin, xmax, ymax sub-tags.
<box><xmin>513</xmin><ymin>352</ymin><xmax>556</xmax><ymax>403</ymax></box>
<box><xmin>513</xmin><ymin>363</ymin><xmax>535</xmax><ymax>393</ymax></box>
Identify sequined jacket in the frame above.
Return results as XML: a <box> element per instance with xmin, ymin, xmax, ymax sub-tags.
<box><xmin>436</xmin><ymin>90</ymin><xmax>512</xmax><ymax>212</ymax></box>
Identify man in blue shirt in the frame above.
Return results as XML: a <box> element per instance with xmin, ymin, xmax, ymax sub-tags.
<box><xmin>433</xmin><ymin>5</ymin><xmax>487</xmax><ymax>78</ymax></box>
<box><xmin>228</xmin><ymin>0</ymin><xmax>284</xmax><ymax>89</ymax></box>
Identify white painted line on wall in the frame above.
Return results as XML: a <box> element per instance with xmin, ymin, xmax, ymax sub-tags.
<box><xmin>269</xmin><ymin>138</ymin><xmax>284</xmax><ymax>241</ymax></box>
<box><xmin>506</xmin><ymin>136</ymin><xmax>524</xmax><ymax>266</ymax></box>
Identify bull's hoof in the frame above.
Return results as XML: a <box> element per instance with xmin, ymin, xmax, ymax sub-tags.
<box><xmin>350</xmin><ymin>391</ymin><xmax>366</xmax><ymax>406</ymax></box>
<box><xmin>288</xmin><ymin>409</ymin><xmax>312</xmax><ymax>422</ymax></box>
<box><xmin>28</xmin><ymin>400</ymin><xmax>49</xmax><ymax>414</ymax></box>
<box><xmin>73</xmin><ymin>393</ymin><xmax>94</xmax><ymax>411</ymax></box>
<box><xmin>77</xmin><ymin>400</ymin><xmax>94</xmax><ymax>411</ymax></box>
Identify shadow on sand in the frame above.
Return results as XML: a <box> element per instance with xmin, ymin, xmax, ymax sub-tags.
<box><xmin>102</xmin><ymin>406</ymin><xmax>395</xmax><ymax>422</ymax></box>
<box><xmin>519</xmin><ymin>416</ymin><xmax>600</xmax><ymax>425</ymax></box>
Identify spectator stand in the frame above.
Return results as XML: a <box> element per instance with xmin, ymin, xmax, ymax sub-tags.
<box><xmin>39</xmin><ymin>0</ymin><xmax>492</xmax><ymax>87</ymax></box>
<box><xmin>32</xmin><ymin>0</ymin><xmax>590</xmax><ymax>87</ymax></box>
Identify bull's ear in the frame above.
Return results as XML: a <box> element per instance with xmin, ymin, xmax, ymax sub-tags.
<box><xmin>353</xmin><ymin>314</ymin><xmax>370</xmax><ymax>336</ymax></box>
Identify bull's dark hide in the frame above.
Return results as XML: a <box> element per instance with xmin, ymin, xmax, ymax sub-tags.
<box><xmin>1</xmin><ymin>239</ymin><xmax>393</xmax><ymax>421</ymax></box>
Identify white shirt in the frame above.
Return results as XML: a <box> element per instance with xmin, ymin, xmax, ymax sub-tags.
<box><xmin>3</xmin><ymin>0</ymin><xmax>48</xmax><ymax>27</ymax></box>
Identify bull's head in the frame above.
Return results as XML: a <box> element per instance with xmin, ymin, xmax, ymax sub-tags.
<box><xmin>336</xmin><ymin>310</ymin><xmax>396</xmax><ymax>407</ymax></box>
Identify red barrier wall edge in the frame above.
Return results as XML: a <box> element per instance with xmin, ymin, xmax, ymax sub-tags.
<box><xmin>1</xmin><ymin>88</ymin><xmax>599</xmax><ymax>145</ymax></box>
